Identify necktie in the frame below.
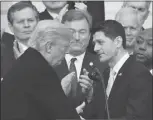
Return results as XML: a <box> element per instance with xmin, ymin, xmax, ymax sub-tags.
<box><xmin>106</xmin><ymin>69</ymin><xmax>116</xmax><ymax>98</ymax></box>
<box><xmin>69</xmin><ymin>58</ymin><xmax>77</xmax><ymax>97</ymax></box>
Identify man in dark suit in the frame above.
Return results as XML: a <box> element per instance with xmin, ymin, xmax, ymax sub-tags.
<box><xmin>54</xmin><ymin>9</ymin><xmax>107</xmax><ymax>119</ymax></box>
<box><xmin>1</xmin><ymin>32</ymin><xmax>14</xmax><ymax>78</ymax></box>
<box><xmin>39</xmin><ymin>1</ymin><xmax>70</xmax><ymax>21</ymax></box>
<box><xmin>93</xmin><ymin>20</ymin><xmax>152</xmax><ymax>120</ymax></box>
<box><xmin>1</xmin><ymin>20</ymin><xmax>80</xmax><ymax>120</ymax></box>
<box><xmin>1</xmin><ymin>1</ymin><xmax>39</xmax><ymax>79</ymax></box>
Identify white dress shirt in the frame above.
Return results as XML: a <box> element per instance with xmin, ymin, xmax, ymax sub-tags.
<box><xmin>47</xmin><ymin>5</ymin><xmax>68</xmax><ymax>20</ymax></box>
<box><xmin>17</xmin><ymin>40</ymin><xmax>28</xmax><ymax>53</ymax></box>
<box><xmin>106</xmin><ymin>52</ymin><xmax>130</xmax><ymax>97</ymax></box>
<box><xmin>65</xmin><ymin>52</ymin><xmax>85</xmax><ymax>80</ymax></box>
<box><xmin>150</xmin><ymin>69</ymin><xmax>153</xmax><ymax>75</ymax></box>
<box><xmin>48</xmin><ymin>11</ymin><xmax>59</xmax><ymax>19</ymax></box>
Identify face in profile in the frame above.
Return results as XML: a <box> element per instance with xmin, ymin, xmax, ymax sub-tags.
<box><xmin>93</xmin><ymin>31</ymin><xmax>117</xmax><ymax>63</ymax></box>
<box><xmin>65</xmin><ymin>19</ymin><xmax>90</xmax><ymax>56</ymax></box>
<box><xmin>42</xmin><ymin>1</ymin><xmax>67</xmax><ymax>11</ymax></box>
<box><xmin>125</xmin><ymin>2</ymin><xmax>150</xmax><ymax>22</ymax></box>
<box><xmin>134</xmin><ymin>36</ymin><xmax>152</xmax><ymax>66</ymax></box>
<box><xmin>9</xmin><ymin>7</ymin><xmax>38</xmax><ymax>41</ymax></box>
<box><xmin>50</xmin><ymin>40</ymin><xmax>69</xmax><ymax>67</ymax></box>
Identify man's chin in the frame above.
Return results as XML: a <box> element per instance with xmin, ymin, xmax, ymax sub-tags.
<box><xmin>136</xmin><ymin>56</ymin><xmax>146</xmax><ymax>63</ymax></box>
<box><xmin>52</xmin><ymin>61</ymin><xmax>62</xmax><ymax>68</ymax></box>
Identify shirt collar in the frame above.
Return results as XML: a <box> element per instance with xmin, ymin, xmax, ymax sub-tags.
<box><xmin>112</xmin><ymin>52</ymin><xmax>130</xmax><ymax>75</ymax></box>
<box><xmin>150</xmin><ymin>69</ymin><xmax>153</xmax><ymax>75</ymax></box>
<box><xmin>47</xmin><ymin>6</ymin><xmax>68</xmax><ymax>19</ymax></box>
<box><xmin>65</xmin><ymin>52</ymin><xmax>86</xmax><ymax>64</ymax></box>
<box><xmin>47</xmin><ymin>11</ymin><xmax>59</xmax><ymax>19</ymax></box>
<box><xmin>16</xmin><ymin>40</ymin><xmax>28</xmax><ymax>52</ymax></box>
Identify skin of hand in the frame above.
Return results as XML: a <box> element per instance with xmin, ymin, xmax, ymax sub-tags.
<box><xmin>76</xmin><ymin>101</ymin><xmax>86</xmax><ymax>116</ymax></box>
<box><xmin>74</xmin><ymin>2</ymin><xmax>87</xmax><ymax>11</ymax></box>
<box><xmin>61</xmin><ymin>72</ymin><xmax>76</xmax><ymax>96</ymax></box>
<box><xmin>79</xmin><ymin>68</ymin><xmax>94</xmax><ymax>103</ymax></box>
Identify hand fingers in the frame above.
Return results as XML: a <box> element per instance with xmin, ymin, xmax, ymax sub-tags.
<box><xmin>68</xmin><ymin>72</ymin><xmax>76</xmax><ymax>79</ymax></box>
<box><xmin>83</xmin><ymin>68</ymin><xmax>89</xmax><ymax>75</ymax></box>
<box><xmin>79</xmin><ymin>78</ymin><xmax>93</xmax><ymax>90</ymax></box>
<box><xmin>80</xmin><ymin>75</ymin><xmax>93</xmax><ymax>84</ymax></box>
<box><xmin>79</xmin><ymin>101</ymin><xmax>86</xmax><ymax>109</ymax></box>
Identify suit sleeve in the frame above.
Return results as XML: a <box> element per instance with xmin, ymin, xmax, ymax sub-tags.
<box><xmin>30</xmin><ymin>72</ymin><xmax>80</xmax><ymax>119</ymax></box>
<box><xmin>125</xmin><ymin>70</ymin><xmax>152</xmax><ymax>120</ymax></box>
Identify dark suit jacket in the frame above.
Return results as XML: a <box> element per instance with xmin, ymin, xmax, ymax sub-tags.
<box><xmin>54</xmin><ymin>51</ymin><xmax>107</xmax><ymax>119</ymax></box>
<box><xmin>39</xmin><ymin>9</ymin><xmax>53</xmax><ymax>20</ymax></box>
<box><xmin>1</xmin><ymin>48</ymin><xmax>80</xmax><ymax>120</ymax></box>
<box><xmin>1</xmin><ymin>32</ymin><xmax>15</xmax><ymax>78</ymax></box>
<box><xmin>103</xmin><ymin>55</ymin><xmax>152</xmax><ymax>120</ymax></box>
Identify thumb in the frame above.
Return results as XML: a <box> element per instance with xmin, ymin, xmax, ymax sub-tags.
<box><xmin>83</xmin><ymin>68</ymin><xmax>89</xmax><ymax>76</ymax></box>
<box><xmin>79</xmin><ymin>101</ymin><xmax>86</xmax><ymax>109</ymax></box>
<box><xmin>65</xmin><ymin>72</ymin><xmax>75</xmax><ymax>82</ymax></box>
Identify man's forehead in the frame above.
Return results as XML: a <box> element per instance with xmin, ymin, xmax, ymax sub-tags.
<box><xmin>119</xmin><ymin>16</ymin><xmax>140</xmax><ymax>28</ymax></box>
<box><xmin>93</xmin><ymin>31</ymin><xmax>106</xmax><ymax>40</ymax></box>
<box><xmin>127</xmin><ymin>2</ymin><xmax>148</xmax><ymax>9</ymax></box>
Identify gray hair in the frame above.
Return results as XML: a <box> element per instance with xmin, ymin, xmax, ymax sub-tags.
<box><xmin>122</xmin><ymin>1</ymin><xmax>151</xmax><ymax>10</ymax></box>
<box><xmin>115</xmin><ymin>7</ymin><xmax>143</xmax><ymax>27</ymax></box>
<box><xmin>62</xmin><ymin>9</ymin><xmax>92</xmax><ymax>30</ymax></box>
<box><xmin>28</xmin><ymin>20</ymin><xmax>72</xmax><ymax>51</ymax></box>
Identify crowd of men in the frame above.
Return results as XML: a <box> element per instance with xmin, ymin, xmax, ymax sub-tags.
<box><xmin>1</xmin><ymin>1</ymin><xmax>152</xmax><ymax>120</ymax></box>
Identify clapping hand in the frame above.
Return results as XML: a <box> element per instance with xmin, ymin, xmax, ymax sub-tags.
<box><xmin>61</xmin><ymin>72</ymin><xmax>76</xmax><ymax>96</ymax></box>
<box><xmin>79</xmin><ymin>68</ymin><xmax>93</xmax><ymax>103</ymax></box>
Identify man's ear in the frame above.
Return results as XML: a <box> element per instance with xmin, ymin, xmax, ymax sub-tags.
<box><xmin>114</xmin><ymin>36</ymin><xmax>123</xmax><ymax>48</ymax></box>
<box><xmin>8</xmin><ymin>22</ymin><xmax>14</xmax><ymax>33</ymax></box>
<box><xmin>45</xmin><ymin>41</ymin><xmax>53</xmax><ymax>53</ymax></box>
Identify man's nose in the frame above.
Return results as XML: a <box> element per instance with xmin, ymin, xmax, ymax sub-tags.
<box><xmin>23</xmin><ymin>21</ymin><xmax>30</xmax><ymax>27</ymax></box>
<box><xmin>94</xmin><ymin>43</ymin><xmax>100</xmax><ymax>53</ymax></box>
<box><xmin>139</xmin><ymin>42</ymin><xmax>147</xmax><ymax>51</ymax></box>
<box><xmin>125</xmin><ymin>28</ymin><xmax>131</xmax><ymax>35</ymax></box>
<box><xmin>73</xmin><ymin>32</ymin><xmax>80</xmax><ymax>41</ymax></box>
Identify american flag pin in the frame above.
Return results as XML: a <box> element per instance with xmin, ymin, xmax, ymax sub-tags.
<box><xmin>118</xmin><ymin>73</ymin><xmax>122</xmax><ymax>76</ymax></box>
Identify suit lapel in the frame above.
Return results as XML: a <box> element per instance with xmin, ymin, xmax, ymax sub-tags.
<box><xmin>80</xmin><ymin>51</ymin><xmax>96</xmax><ymax>75</ymax></box>
<box><xmin>108</xmin><ymin>56</ymin><xmax>133</xmax><ymax>101</ymax></box>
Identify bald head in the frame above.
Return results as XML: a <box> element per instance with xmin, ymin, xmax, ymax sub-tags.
<box><xmin>115</xmin><ymin>7</ymin><xmax>143</xmax><ymax>53</ymax></box>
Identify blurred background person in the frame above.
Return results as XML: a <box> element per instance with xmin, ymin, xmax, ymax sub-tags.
<box><xmin>1</xmin><ymin>1</ymin><xmax>39</xmax><ymax>78</ymax></box>
<box><xmin>122</xmin><ymin>1</ymin><xmax>151</xmax><ymax>29</ymax></box>
<box><xmin>39</xmin><ymin>1</ymin><xmax>70</xmax><ymax>22</ymax></box>
<box><xmin>134</xmin><ymin>28</ymin><xmax>152</xmax><ymax>75</ymax></box>
<box><xmin>115</xmin><ymin>7</ymin><xmax>143</xmax><ymax>54</ymax></box>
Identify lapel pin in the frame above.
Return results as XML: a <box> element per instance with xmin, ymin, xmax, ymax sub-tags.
<box><xmin>118</xmin><ymin>73</ymin><xmax>122</xmax><ymax>76</ymax></box>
